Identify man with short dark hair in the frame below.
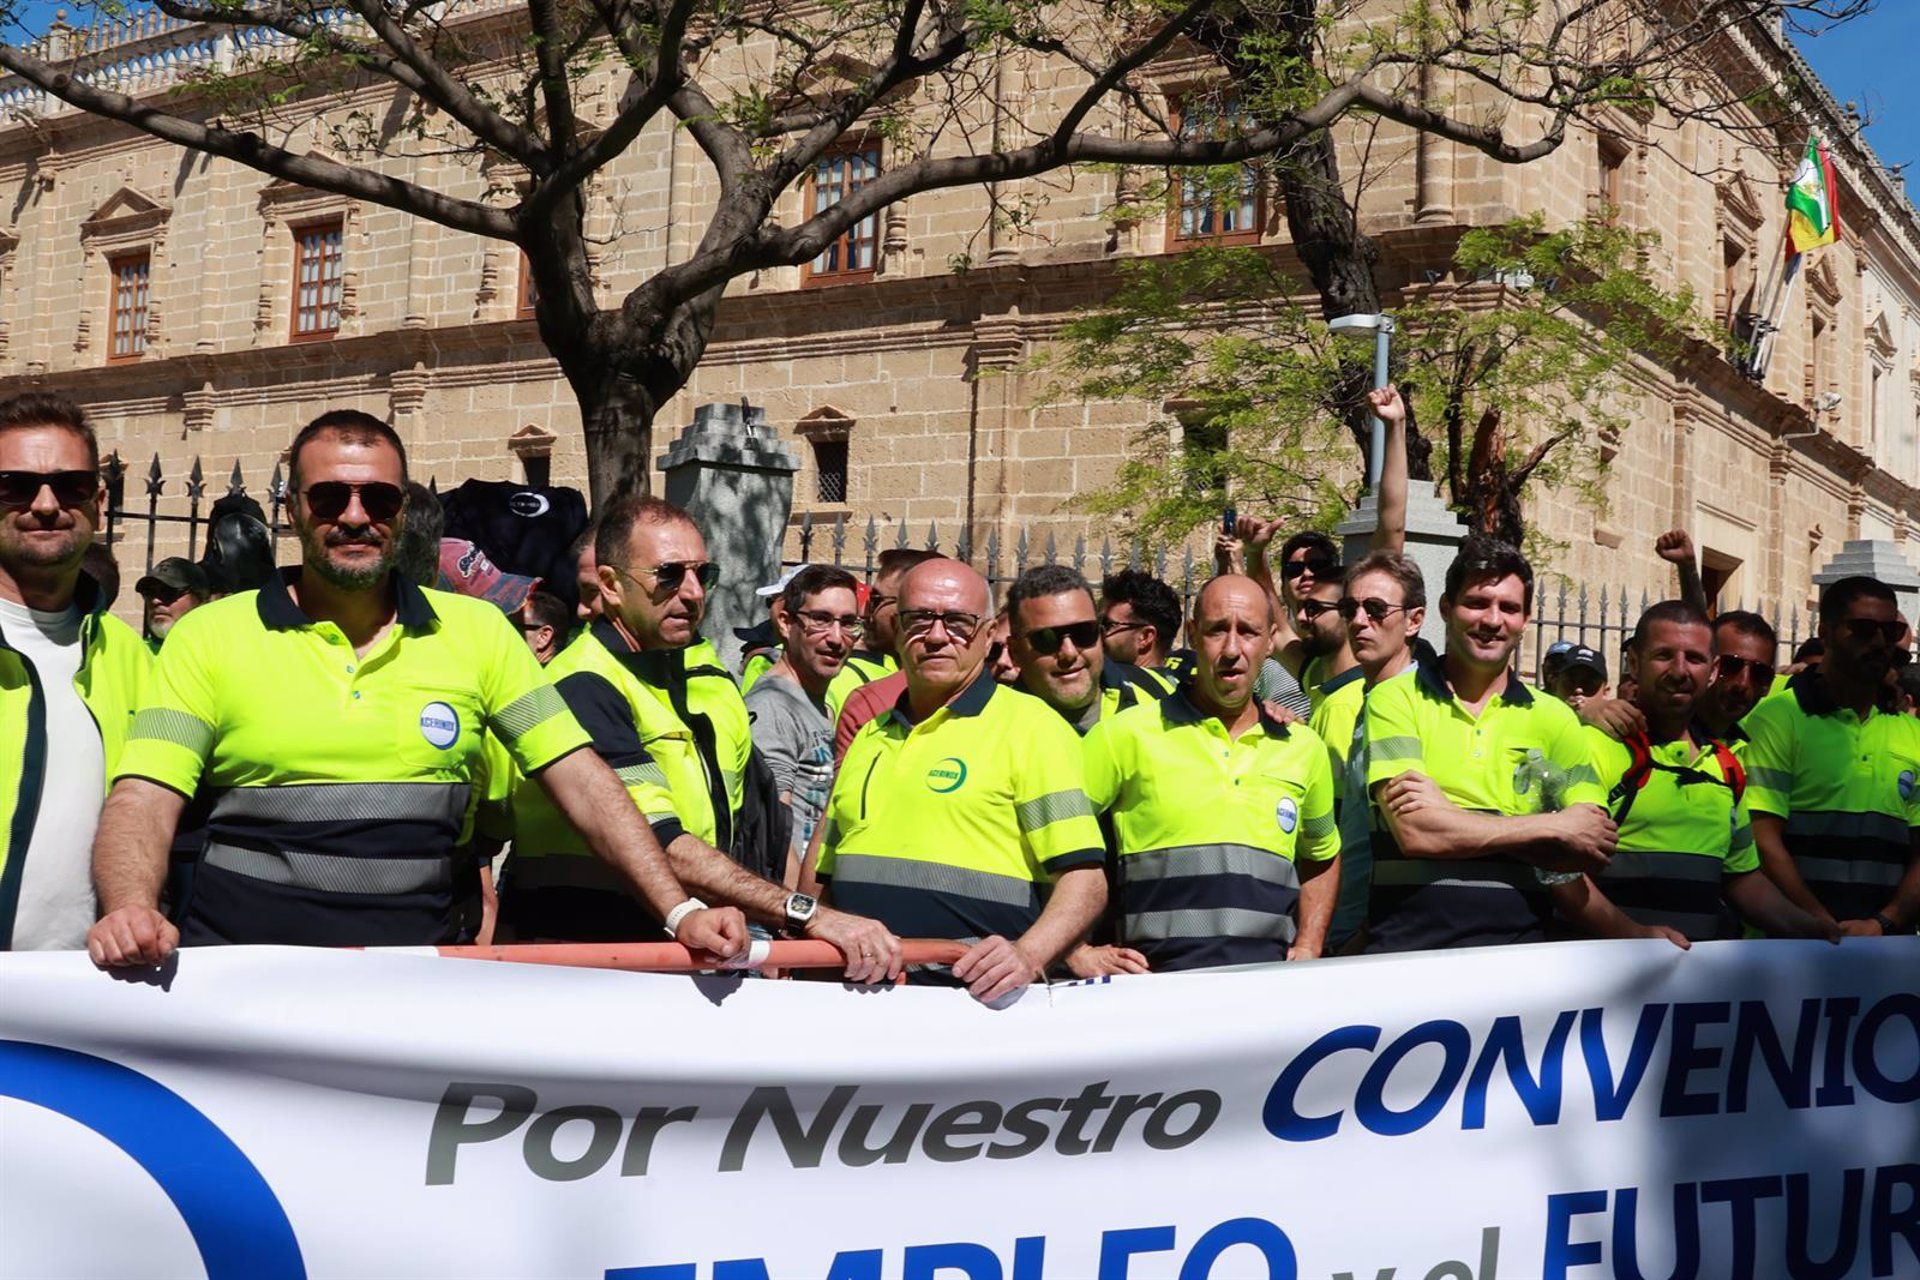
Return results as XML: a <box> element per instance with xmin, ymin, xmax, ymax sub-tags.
<box><xmin>88</xmin><ymin>410</ymin><xmax>745</xmax><ymax>966</ymax></box>
<box><xmin>1098</xmin><ymin>568</ymin><xmax>1182</xmax><ymax>686</ymax></box>
<box><xmin>1701</xmin><ymin>610</ymin><xmax>1778</xmax><ymax>744</ymax></box>
<box><xmin>1571</xmin><ymin>599</ymin><xmax>1834</xmax><ymax>944</ymax></box>
<box><xmin>0</xmin><ymin>392</ymin><xmax>151</xmax><ymax>950</ymax></box>
<box><xmin>1085</xmin><ymin>574</ymin><xmax>1340</xmax><ymax>971</ymax></box>
<box><xmin>519</xmin><ymin>590</ymin><xmax>571</xmax><ymax>664</ymax></box>
<box><xmin>571</xmin><ymin>527</ymin><xmax>601</xmax><ymax>623</ymax></box>
<box><xmin>1743</xmin><ymin>575</ymin><xmax>1920</xmax><ymax>937</ymax></box>
<box><xmin>747</xmin><ymin>565</ymin><xmax>861</xmax><ymax>872</ymax></box>
<box><xmin>134</xmin><ymin>557</ymin><xmax>211</xmax><ymax>648</ymax></box>
<box><xmin>812</xmin><ymin>559</ymin><xmax>1108</xmax><ymax>1001</ymax></box>
<box><xmin>1007</xmin><ymin>564</ymin><xmax>1161</xmax><ymax>733</ymax></box>
<box><xmin>1361</xmin><ymin>535</ymin><xmax>1617</xmax><ymax>952</ymax></box>
<box><xmin>1546</xmin><ymin>645</ymin><xmax>1609</xmax><ymax>708</ymax></box>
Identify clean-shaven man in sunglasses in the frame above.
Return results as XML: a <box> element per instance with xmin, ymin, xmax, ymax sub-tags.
<box><xmin>0</xmin><ymin>392</ymin><xmax>152</xmax><ymax>951</ymax></box>
<box><xmin>88</xmin><ymin>411</ymin><xmax>746</xmax><ymax>967</ymax></box>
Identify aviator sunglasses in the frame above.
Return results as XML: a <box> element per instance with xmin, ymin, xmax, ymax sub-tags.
<box><xmin>300</xmin><ymin>481</ymin><xmax>406</xmax><ymax>523</ymax></box>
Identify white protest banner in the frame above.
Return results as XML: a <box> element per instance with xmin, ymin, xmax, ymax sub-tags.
<box><xmin>1</xmin><ymin>939</ymin><xmax>1915</xmax><ymax>1280</ymax></box>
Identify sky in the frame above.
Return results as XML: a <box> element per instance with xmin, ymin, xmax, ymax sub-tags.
<box><xmin>2</xmin><ymin>2</ymin><xmax>1914</xmax><ymax>188</ymax></box>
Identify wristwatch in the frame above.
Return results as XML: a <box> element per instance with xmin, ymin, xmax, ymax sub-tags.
<box><xmin>783</xmin><ymin>892</ymin><xmax>820</xmax><ymax>931</ymax></box>
<box><xmin>1873</xmin><ymin>912</ymin><xmax>1901</xmax><ymax>936</ymax></box>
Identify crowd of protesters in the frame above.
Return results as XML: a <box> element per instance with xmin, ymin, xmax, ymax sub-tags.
<box><xmin>0</xmin><ymin>387</ymin><xmax>1913</xmax><ymax>1001</ymax></box>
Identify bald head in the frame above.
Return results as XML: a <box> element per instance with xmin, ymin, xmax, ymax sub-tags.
<box><xmin>900</xmin><ymin>559</ymin><xmax>992</xmax><ymax>618</ymax></box>
<box><xmin>897</xmin><ymin>559</ymin><xmax>994</xmax><ymax>708</ymax></box>
<box><xmin>1196</xmin><ymin>574</ymin><xmax>1273</xmax><ymax>629</ymax></box>
<box><xmin>1189</xmin><ymin>574</ymin><xmax>1273</xmax><ymax>716</ymax></box>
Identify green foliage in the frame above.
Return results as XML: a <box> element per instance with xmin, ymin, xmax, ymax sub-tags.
<box><xmin>1040</xmin><ymin>215</ymin><xmax>1703</xmax><ymax>550</ymax></box>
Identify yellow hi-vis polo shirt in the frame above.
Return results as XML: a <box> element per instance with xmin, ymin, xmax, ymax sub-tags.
<box><xmin>115</xmin><ymin>570</ymin><xmax>587</xmax><ymax>947</ymax></box>
<box><xmin>1584</xmin><ymin>725</ymin><xmax>1758</xmax><ymax>941</ymax></box>
<box><xmin>505</xmin><ymin>619</ymin><xmax>703</xmax><ymax>941</ymax></box>
<box><xmin>1362</xmin><ymin>650</ymin><xmax>1605</xmax><ymax>953</ymax></box>
<box><xmin>1310</xmin><ymin>666</ymin><xmax>1367</xmax><ymax>778</ymax></box>
<box><xmin>1742</xmin><ymin>671</ymin><xmax>1920</xmax><ymax>927</ymax></box>
<box><xmin>825</xmin><ymin>650</ymin><xmax>898</xmax><ymax>723</ymax></box>
<box><xmin>817</xmin><ymin>674</ymin><xmax>1104</xmax><ymax>964</ymax></box>
<box><xmin>622</xmin><ymin>636</ymin><xmax>750</xmax><ymax>855</ymax></box>
<box><xmin>1083</xmin><ymin>687</ymin><xmax>1338</xmax><ymax>971</ymax></box>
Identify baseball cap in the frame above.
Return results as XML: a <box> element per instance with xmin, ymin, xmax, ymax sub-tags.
<box><xmin>756</xmin><ymin>564</ymin><xmax>810</xmax><ymax>599</ymax></box>
<box><xmin>134</xmin><ymin>557</ymin><xmax>211</xmax><ymax>600</ymax></box>
<box><xmin>1560</xmin><ymin>644</ymin><xmax>1607</xmax><ymax>679</ymax></box>
<box><xmin>437</xmin><ymin>537</ymin><xmax>540</xmax><ymax>613</ymax></box>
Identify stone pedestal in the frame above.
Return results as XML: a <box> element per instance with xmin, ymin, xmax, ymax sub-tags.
<box><xmin>1335</xmin><ymin>482</ymin><xmax>1469</xmax><ymax>648</ymax></box>
<box><xmin>1812</xmin><ymin>539</ymin><xmax>1920</xmax><ymax>618</ymax></box>
<box><xmin>658</xmin><ymin>402</ymin><xmax>801</xmax><ymax>671</ymax></box>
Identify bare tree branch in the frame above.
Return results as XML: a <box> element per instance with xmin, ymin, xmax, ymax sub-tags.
<box><xmin>0</xmin><ymin>42</ymin><xmax>513</xmax><ymax>238</ymax></box>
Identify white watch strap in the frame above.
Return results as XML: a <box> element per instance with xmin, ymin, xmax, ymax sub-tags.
<box><xmin>664</xmin><ymin>897</ymin><xmax>707</xmax><ymax>936</ymax></box>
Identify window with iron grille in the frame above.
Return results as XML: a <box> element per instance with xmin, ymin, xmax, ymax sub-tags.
<box><xmin>292</xmin><ymin>219</ymin><xmax>344</xmax><ymax>340</ymax></box>
<box><xmin>108</xmin><ymin>250</ymin><xmax>150</xmax><ymax>362</ymax></box>
<box><xmin>1169</xmin><ymin>96</ymin><xmax>1264</xmax><ymax>246</ymax></box>
<box><xmin>805</xmin><ymin>142</ymin><xmax>881</xmax><ymax>283</ymax></box>
<box><xmin>814</xmin><ymin>438</ymin><xmax>849</xmax><ymax>502</ymax></box>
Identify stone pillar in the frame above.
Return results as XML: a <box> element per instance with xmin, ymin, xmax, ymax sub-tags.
<box><xmin>1336</xmin><ymin>482</ymin><xmax>1468</xmax><ymax>648</ymax></box>
<box><xmin>1812</xmin><ymin>539</ymin><xmax>1920</xmax><ymax>619</ymax></box>
<box><xmin>658</xmin><ymin>402</ymin><xmax>801</xmax><ymax>671</ymax></box>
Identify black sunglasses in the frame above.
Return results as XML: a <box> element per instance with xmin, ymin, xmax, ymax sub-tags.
<box><xmin>1280</xmin><ymin>556</ymin><xmax>1340</xmax><ymax>582</ymax></box>
<box><xmin>1099</xmin><ymin>618</ymin><xmax>1147</xmax><ymax>637</ymax></box>
<box><xmin>627</xmin><ymin>561</ymin><xmax>718</xmax><ymax>593</ymax></box>
<box><xmin>1841</xmin><ymin>617</ymin><xmax>1909</xmax><ymax>646</ymax></box>
<box><xmin>1339</xmin><ymin>597</ymin><xmax>1410</xmax><ymax>623</ymax></box>
<box><xmin>1711</xmin><ymin>653</ymin><xmax>1773</xmax><ymax>683</ymax></box>
<box><xmin>0</xmin><ymin>469</ymin><xmax>97</xmax><ymax>510</ymax></box>
<box><xmin>141</xmin><ymin>584</ymin><xmax>187</xmax><ymax>606</ymax></box>
<box><xmin>1022</xmin><ymin>620</ymin><xmax>1101</xmax><ymax>656</ymax></box>
<box><xmin>301</xmin><ymin>481</ymin><xmax>406</xmax><ymax>523</ymax></box>
<box><xmin>1296</xmin><ymin>599</ymin><xmax>1341</xmax><ymax>622</ymax></box>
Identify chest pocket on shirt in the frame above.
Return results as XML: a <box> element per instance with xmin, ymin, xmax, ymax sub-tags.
<box><xmin>394</xmin><ymin>686</ymin><xmax>482</xmax><ymax>773</ymax></box>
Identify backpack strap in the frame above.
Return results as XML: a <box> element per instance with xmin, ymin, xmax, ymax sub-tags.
<box><xmin>1711</xmin><ymin>740</ymin><xmax>1745</xmax><ymax>806</ymax></box>
<box><xmin>1607</xmin><ymin>733</ymin><xmax>1656</xmax><ymax>826</ymax></box>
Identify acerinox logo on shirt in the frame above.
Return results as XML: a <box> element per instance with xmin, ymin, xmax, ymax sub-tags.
<box><xmin>926</xmin><ymin>758</ymin><xmax>968</xmax><ymax>793</ymax></box>
<box><xmin>419</xmin><ymin>701</ymin><xmax>461</xmax><ymax>750</ymax></box>
<box><xmin>1275</xmin><ymin>797</ymin><xmax>1298</xmax><ymax>834</ymax></box>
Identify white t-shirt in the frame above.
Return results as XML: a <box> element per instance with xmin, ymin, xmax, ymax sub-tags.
<box><xmin>1</xmin><ymin>597</ymin><xmax>105</xmax><ymax>950</ymax></box>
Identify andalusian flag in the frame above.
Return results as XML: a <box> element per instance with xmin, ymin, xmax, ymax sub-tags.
<box><xmin>1787</xmin><ymin>136</ymin><xmax>1839</xmax><ymax>255</ymax></box>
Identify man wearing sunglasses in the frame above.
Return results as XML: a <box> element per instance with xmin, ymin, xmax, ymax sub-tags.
<box><xmin>1007</xmin><ymin>565</ymin><xmax>1163</xmax><ymax>734</ymax></box>
<box><xmin>1697</xmin><ymin>611</ymin><xmax>1779</xmax><ymax>745</ymax></box>
<box><xmin>1082</xmin><ymin>574</ymin><xmax>1340</xmax><ymax>971</ymax></box>
<box><xmin>0</xmin><ymin>393</ymin><xmax>152</xmax><ymax>952</ymax></box>
<box><xmin>133</xmin><ymin>557</ymin><xmax>210</xmax><ymax>650</ymax></box>
<box><xmin>1743</xmin><ymin>575</ymin><xmax>1920</xmax><ymax>938</ymax></box>
<box><xmin>87</xmin><ymin>411</ymin><xmax>745</xmax><ymax>968</ymax></box>
<box><xmin>810</xmin><ymin>559</ymin><xmax>1108</xmax><ymax>1002</ymax></box>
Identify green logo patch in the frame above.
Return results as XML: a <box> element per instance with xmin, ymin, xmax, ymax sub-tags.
<box><xmin>927</xmin><ymin>757</ymin><xmax>969</xmax><ymax>793</ymax></box>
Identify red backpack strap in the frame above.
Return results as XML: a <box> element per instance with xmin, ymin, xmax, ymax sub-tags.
<box><xmin>1607</xmin><ymin>733</ymin><xmax>1656</xmax><ymax>823</ymax></box>
<box><xmin>1712</xmin><ymin>740</ymin><xmax>1746</xmax><ymax>805</ymax></box>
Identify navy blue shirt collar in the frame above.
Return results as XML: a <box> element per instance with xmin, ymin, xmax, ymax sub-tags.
<box><xmin>890</xmin><ymin>667</ymin><xmax>997</xmax><ymax>727</ymax></box>
<box><xmin>256</xmin><ymin>567</ymin><xmax>438</xmax><ymax>631</ymax></box>
<box><xmin>1162</xmin><ymin>679</ymin><xmax>1291</xmax><ymax>736</ymax></box>
<box><xmin>1414</xmin><ymin>644</ymin><xmax>1534</xmax><ymax>706</ymax></box>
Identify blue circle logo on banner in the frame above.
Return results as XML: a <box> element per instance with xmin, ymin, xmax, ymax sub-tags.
<box><xmin>0</xmin><ymin>1039</ymin><xmax>306</xmax><ymax>1279</ymax></box>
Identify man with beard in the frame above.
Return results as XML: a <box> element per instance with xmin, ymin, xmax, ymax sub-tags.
<box><xmin>1362</xmin><ymin>536</ymin><xmax>1619</xmax><ymax>952</ymax></box>
<box><xmin>1744</xmin><ymin>576</ymin><xmax>1920</xmax><ymax>937</ymax></box>
<box><xmin>86</xmin><ymin>411</ymin><xmax>746</xmax><ymax>965</ymax></box>
<box><xmin>1699</xmin><ymin>611</ymin><xmax>1778</xmax><ymax>745</ymax></box>
<box><xmin>0</xmin><ymin>393</ymin><xmax>151</xmax><ymax>950</ymax></box>
<box><xmin>1571</xmin><ymin>600</ymin><xmax>1836</xmax><ymax>943</ymax></box>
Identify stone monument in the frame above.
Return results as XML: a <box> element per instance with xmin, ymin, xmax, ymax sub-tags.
<box><xmin>658</xmin><ymin>400</ymin><xmax>801</xmax><ymax>671</ymax></box>
<box><xmin>1812</xmin><ymin>538</ymin><xmax>1920</xmax><ymax>619</ymax></box>
<box><xmin>1335</xmin><ymin>481</ymin><xmax>1469</xmax><ymax>648</ymax></box>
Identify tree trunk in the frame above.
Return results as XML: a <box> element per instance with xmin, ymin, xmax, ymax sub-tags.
<box><xmin>572</xmin><ymin>370</ymin><xmax>660</xmax><ymax>505</ymax></box>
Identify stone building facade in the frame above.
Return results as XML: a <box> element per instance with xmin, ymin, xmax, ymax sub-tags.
<box><xmin>0</xmin><ymin>4</ymin><xmax>1915</xmax><ymax>621</ymax></box>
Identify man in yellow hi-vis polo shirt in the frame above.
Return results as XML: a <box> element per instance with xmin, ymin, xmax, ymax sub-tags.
<box><xmin>1363</xmin><ymin>536</ymin><xmax>1617</xmax><ymax>952</ymax></box>
<box><xmin>810</xmin><ymin>560</ymin><xmax>1107</xmax><ymax>1002</ymax></box>
<box><xmin>1579</xmin><ymin>600</ymin><xmax>1835</xmax><ymax>943</ymax></box>
<box><xmin>86</xmin><ymin>411</ymin><xmax>744</xmax><ymax>966</ymax></box>
<box><xmin>1083</xmin><ymin>575</ymin><xmax>1340</xmax><ymax>971</ymax></box>
<box><xmin>1744</xmin><ymin>575</ymin><xmax>1920</xmax><ymax>937</ymax></box>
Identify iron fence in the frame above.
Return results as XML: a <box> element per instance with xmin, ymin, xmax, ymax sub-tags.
<box><xmin>1524</xmin><ymin>579</ymin><xmax>1812</xmax><ymax>678</ymax></box>
<box><xmin>99</xmin><ymin>452</ymin><xmax>294</xmax><ymax>579</ymax></box>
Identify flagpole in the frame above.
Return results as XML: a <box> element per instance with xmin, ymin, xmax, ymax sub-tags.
<box><xmin>1748</xmin><ymin>131</ymin><xmax>1822</xmax><ymax>381</ymax></box>
<box><xmin>1748</xmin><ymin>251</ymin><xmax>1802</xmax><ymax>382</ymax></box>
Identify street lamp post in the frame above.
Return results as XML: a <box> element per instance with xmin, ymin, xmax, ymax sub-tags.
<box><xmin>1327</xmin><ymin>312</ymin><xmax>1395</xmax><ymax>490</ymax></box>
